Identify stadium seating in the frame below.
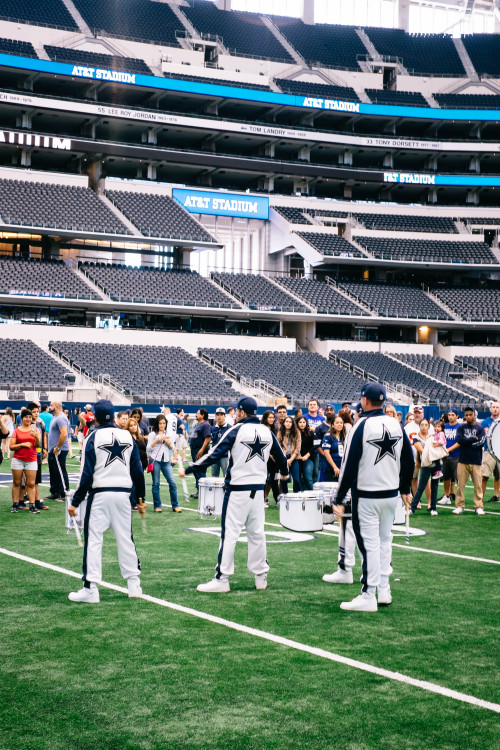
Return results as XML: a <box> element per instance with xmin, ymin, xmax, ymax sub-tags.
<box><xmin>105</xmin><ymin>191</ymin><xmax>215</xmax><ymax>242</ymax></box>
<box><xmin>80</xmin><ymin>263</ymin><xmax>241</xmax><ymax>309</ymax></box>
<box><xmin>435</xmin><ymin>93</ymin><xmax>500</xmax><ymax>110</ymax></box>
<box><xmin>297</xmin><ymin>233</ymin><xmax>364</xmax><ymax>258</ymax></box>
<box><xmin>334</xmin><ymin>350</ymin><xmax>483</xmax><ymax>408</ymax></box>
<box><xmin>458</xmin><ymin>356</ymin><xmax>500</xmax><ymax>381</ymax></box>
<box><xmin>183</xmin><ymin>2</ymin><xmax>293</xmax><ymax>62</ymax></box>
<box><xmin>462</xmin><ymin>217</ymin><xmax>500</xmax><ymax>226</ymax></box>
<box><xmin>49</xmin><ymin>341</ymin><xmax>241</xmax><ymax>403</ymax></box>
<box><xmin>273</xmin><ymin>277</ymin><xmax>370</xmax><ymax>316</ymax></box>
<box><xmin>272</xmin><ymin>18</ymin><xmax>366</xmax><ymax>70</ymax></box>
<box><xmin>365</xmin><ymin>89</ymin><xmax>428</xmax><ymax>108</ymax></box>
<box><xmin>163</xmin><ymin>72</ymin><xmax>270</xmax><ymax>91</ymax></box>
<box><xmin>0</xmin><ymin>339</ymin><xmax>70</xmax><ymax>390</ymax></box>
<box><xmin>0</xmin><ymin>0</ymin><xmax>78</xmax><ymax>30</ymax></box>
<box><xmin>354</xmin><ymin>213</ymin><xmax>458</xmax><ymax>233</ymax></box>
<box><xmin>0</xmin><ymin>257</ymin><xmax>99</xmax><ymax>300</ymax></box>
<box><xmin>0</xmin><ymin>180</ymin><xmax>131</xmax><ymax>235</ymax></box>
<box><xmin>0</xmin><ymin>37</ymin><xmax>37</xmax><ymax>58</ymax></box>
<box><xmin>275</xmin><ymin>79</ymin><xmax>359</xmax><ymax>102</ymax></box>
<box><xmin>353</xmin><ymin>237</ymin><xmax>496</xmax><ymax>264</ymax></box>
<box><xmin>309</xmin><ymin>209</ymin><xmax>349</xmax><ymax>219</ymax></box>
<box><xmin>199</xmin><ymin>347</ymin><xmax>366</xmax><ymax>402</ymax></box>
<box><xmin>364</xmin><ymin>28</ymin><xmax>465</xmax><ymax>76</ymax></box>
<box><xmin>462</xmin><ymin>34</ymin><xmax>500</xmax><ymax>77</ymax></box>
<box><xmin>338</xmin><ymin>281</ymin><xmax>452</xmax><ymax>320</ymax></box>
<box><xmin>211</xmin><ymin>273</ymin><xmax>309</xmax><ymax>312</ymax></box>
<box><xmin>45</xmin><ymin>46</ymin><xmax>152</xmax><ymax>75</ymax></box>
<box><xmin>73</xmin><ymin>0</ymin><xmax>181</xmax><ymax>46</ymax></box>
<box><xmin>273</xmin><ymin>207</ymin><xmax>313</xmax><ymax>225</ymax></box>
<box><xmin>430</xmin><ymin>286</ymin><xmax>500</xmax><ymax>322</ymax></box>
<box><xmin>391</xmin><ymin>353</ymin><xmax>489</xmax><ymax>403</ymax></box>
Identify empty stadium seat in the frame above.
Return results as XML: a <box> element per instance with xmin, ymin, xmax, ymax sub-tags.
<box><xmin>354</xmin><ymin>237</ymin><xmax>496</xmax><ymax>264</ymax></box>
<box><xmin>45</xmin><ymin>46</ymin><xmax>152</xmax><ymax>75</ymax></box>
<box><xmin>272</xmin><ymin>17</ymin><xmax>366</xmax><ymax>69</ymax></box>
<box><xmin>462</xmin><ymin>34</ymin><xmax>500</xmax><ymax>77</ymax></box>
<box><xmin>0</xmin><ymin>339</ymin><xmax>71</xmax><ymax>390</ymax></box>
<box><xmin>80</xmin><ymin>262</ymin><xmax>240</xmax><ymax>309</ymax></box>
<box><xmin>105</xmin><ymin>191</ymin><xmax>216</xmax><ymax>243</ymax></box>
<box><xmin>364</xmin><ymin>27</ymin><xmax>465</xmax><ymax>76</ymax></box>
<box><xmin>297</xmin><ymin>233</ymin><xmax>364</xmax><ymax>258</ymax></box>
<box><xmin>354</xmin><ymin>213</ymin><xmax>458</xmax><ymax>233</ymax></box>
<box><xmin>338</xmin><ymin>281</ymin><xmax>452</xmax><ymax>320</ymax></box>
<box><xmin>274</xmin><ymin>277</ymin><xmax>369</xmax><ymax>316</ymax></box>
<box><xmin>430</xmin><ymin>286</ymin><xmax>500</xmax><ymax>322</ymax></box>
<box><xmin>0</xmin><ymin>0</ymin><xmax>77</xmax><ymax>30</ymax></box>
<box><xmin>211</xmin><ymin>273</ymin><xmax>309</xmax><ymax>312</ymax></box>
<box><xmin>0</xmin><ymin>179</ymin><xmax>131</xmax><ymax>235</ymax></box>
<box><xmin>275</xmin><ymin>79</ymin><xmax>359</xmax><ymax>102</ymax></box>
<box><xmin>0</xmin><ymin>257</ymin><xmax>100</xmax><ymax>300</ymax></box>
<box><xmin>50</xmin><ymin>341</ymin><xmax>242</xmax><ymax>403</ymax></box>
<box><xmin>73</xmin><ymin>0</ymin><xmax>181</xmax><ymax>46</ymax></box>
<box><xmin>0</xmin><ymin>37</ymin><xmax>37</xmax><ymax>58</ymax></box>
<box><xmin>365</xmin><ymin>89</ymin><xmax>428</xmax><ymax>108</ymax></box>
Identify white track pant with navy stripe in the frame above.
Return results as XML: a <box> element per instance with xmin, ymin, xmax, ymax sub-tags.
<box><xmin>338</xmin><ymin>516</ymin><xmax>357</xmax><ymax>571</ymax></box>
<box><xmin>215</xmin><ymin>489</ymin><xmax>269</xmax><ymax>579</ymax></box>
<box><xmin>352</xmin><ymin>495</ymin><xmax>396</xmax><ymax>591</ymax></box>
<box><xmin>83</xmin><ymin>491</ymin><xmax>140</xmax><ymax>585</ymax></box>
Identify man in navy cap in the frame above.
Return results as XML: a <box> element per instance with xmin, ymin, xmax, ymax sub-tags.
<box><xmin>333</xmin><ymin>382</ymin><xmax>414</xmax><ymax>612</ymax></box>
<box><xmin>67</xmin><ymin>399</ymin><xmax>146</xmax><ymax>604</ymax></box>
<box><xmin>179</xmin><ymin>396</ymin><xmax>288</xmax><ymax>593</ymax></box>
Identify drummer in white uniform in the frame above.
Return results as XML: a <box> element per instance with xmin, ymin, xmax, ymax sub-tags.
<box><xmin>481</xmin><ymin>401</ymin><xmax>500</xmax><ymax>503</ymax></box>
<box><xmin>179</xmin><ymin>397</ymin><xmax>288</xmax><ymax>593</ymax></box>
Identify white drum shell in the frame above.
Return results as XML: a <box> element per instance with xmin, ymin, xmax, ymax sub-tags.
<box><xmin>198</xmin><ymin>477</ymin><xmax>225</xmax><ymax>516</ymax></box>
<box><xmin>65</xmin><ymin>491</ymin><xmax>86</xmax><ymax>530</ymax></box>
<box><xmin>279</xmin><ymin>491</ymin><xmax>323</xmax><ymax>532</ymax></box>
<box><xmin>487</xmin><ymin>421</ymin><xmax>500</xmax><ymax>462</ymax></box>
<box><xmin>393</xmin><ymin>495</ymin><xmax>406</xmax><ymax>524</ymax></box>
<box><xmin>313</xmin><ymin>481</ymin><xmax>338</xmax><ymax>525</ymax></box>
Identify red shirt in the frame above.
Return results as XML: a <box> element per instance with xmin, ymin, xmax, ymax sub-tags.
<box><xmin>13</xmin><ymin>427</ymin><xmax>37</xmax><ymax>462</ymax></box>
<box><xmin>82</xmin><ymin>412</ymin><xmax>95</xmax><ymax>437</ymax></box>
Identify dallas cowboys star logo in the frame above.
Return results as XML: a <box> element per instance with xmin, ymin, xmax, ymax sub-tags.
<box><xmin>366</xmin><ymin>424</ymin><xmax>402</xmax><ymax>464</ymax></box>
<box><xmin>241</xmin><ymin>432</ymin><xmax>270</xmax><ymax>463</ymax></box>
<box><xmin>98</xmin><ymin>434</ymin><xmax>132</xmax><ymax>468</ymax></box>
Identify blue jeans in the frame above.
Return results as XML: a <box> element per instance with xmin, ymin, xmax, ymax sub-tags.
<box><xmin>312</xmin><ymin>452</ymin><xmax>320</xmax><ymax>484</ymax></box>
<box><xmin>212</xmin><ymin>457</ymin><xmax>228</xmax><ymax>478</ymax></box>
<box><xmin>280</xmin><ymin>459</ymin><xmax>302</xmax><ymax>493</ymax></box>
<box><xmin>151</xmin><ymin>460</ymin><xmax>178</xmax><ymax>509</ymax></box>
<box><xmin>411</xmin><ymin>465</ymin><xmax>439</xmax><ymax>512</ymax></box>
<box><xmin>299</xmin><ymin>458</ymin><xmax>314</xmax><ymax>490</ymax></box>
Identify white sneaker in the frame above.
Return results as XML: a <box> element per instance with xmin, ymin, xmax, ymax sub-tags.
<box><xmin>127</xmin><ymin>576</ymin><xmax>143</xmax><ymax>598</ymax></box>
<box><xmin>197</xmin><ymin>577</ymin><xmax>230</xmax><ymax>593</ymax></box>
<box><xmin>340</xmin><ymin>593</ymin><xmax>377</xmax><ymax>612</ymax></box>
<box><xmin>452</xmin><ymin>507</ymin><xmax>464</xmax><ymax>515</ymax></box>
<box><xmin>438</xmin><ymin>496</ymin><xmax>451</xmax><ymax>505</ymax></box>
<box><xmin>255</xmin><ymin>573</ymin><xmax>268</xmax><ymax>590</ymax></box>
<box><xmin>68</xmin><ymin>585</ymin><xmax>99</xmax><ymax>603</ymax></box>
<box><xmin>475</xmin><ymin>508</ymin><xmax>485</xmax><ymax>516</ymax></box>
<box><xmin>377</xmin><ymin>586</ymin><xmax>392</xmax><ymax>605</ymax></box>
<box><xmin>430</xmin><ymin>510</ymin><xmax>438</xmax><ymax>516</ymax></box>
<box><xmin>322</xmin><ymin>568</ymin><xmax>353</xmax><ymax>584</ymax></box>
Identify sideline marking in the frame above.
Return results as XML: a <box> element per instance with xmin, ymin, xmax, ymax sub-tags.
<box><xmin>0</xmin><ymin>546</ymin><xmax>498</xmax><ymax>714</ymax></box>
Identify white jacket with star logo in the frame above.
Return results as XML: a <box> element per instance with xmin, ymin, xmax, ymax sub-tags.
<box><xmin>336</xmin><ymin>410</ymin><xmax>414</xmax><ymax>504</ymax></box>
<box><xmin>72</xmin><ymin>424</ymin><xmax>146</xmax><ymax>506</ymax></box>
<box><xmin>186</xmin><ymin>416</ymin><xmax>288</xmax><ymax>491</ymax></box>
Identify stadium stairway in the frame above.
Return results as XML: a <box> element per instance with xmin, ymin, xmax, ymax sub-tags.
<box><xmin>264</xmin><ymin>274</ymin><xmax>316</xmax><ymax>312</ymax></box>
<box><xmin>326</xmin><ymin>278</ymin><xmax>374</xmax><ymax>315</ymax></box>
<box><xmin>383</xmin><ymin>351</ymin><xmax>489</xmax><ymax>404</ymax></box>
<box><xmin>60</xmin><ymin>0</ymin><xmax>92</xmax><ymax>35</ymax></box>
<box><xmin>452</xmin><ymin>37</ymin><xmax>479</xmax><ymax>82</ymax></box>
<box><xmin>197</xmin><ymin>351</ymin><xmax>279</xmax><ymax>406</ymax></box>
<box><xmin>422</xmin><ymin>289</ymin><xmax>462</xmax><ymax>321</ymax></box>
<box><xmin>262</xmin><ymin>17</ymin><xmax>305</xmax><ymax>66</ymax></box>
<box><xmin>71</xmin><ymin>267</ymin><xmax>110</xmax><ymax>301</ymax></box>
<box><xmin>98</xmin><ymin>193</ymin><xmax>143</xmax><ymax>237</ymax></box>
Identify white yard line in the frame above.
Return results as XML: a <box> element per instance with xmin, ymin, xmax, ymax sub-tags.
<box><xmin>0</xmin><ymin>545</ymin><xmax>498</xmax><ymax>714</ymax></box>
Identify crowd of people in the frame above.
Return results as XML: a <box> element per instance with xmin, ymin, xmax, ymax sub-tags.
<box><xmin>4</xmin><ymin>395</ymin><xmax>500</xmax><ymax>518</ymax></box>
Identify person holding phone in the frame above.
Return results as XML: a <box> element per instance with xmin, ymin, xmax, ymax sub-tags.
<box><xmin>146</xmin><ymin>414</ymin><xmax>180</xmax><ymax>513</ymax></box>
<box><xmin>10</xmin><ymin>408</ymin><xmax>40</xmax><ymax>513</ymax></box>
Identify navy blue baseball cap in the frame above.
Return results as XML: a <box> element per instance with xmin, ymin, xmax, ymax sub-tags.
<box><xmin>236</xmin><ymin>396</ymin><xmax>258</xmax><ymax>415</ymax></box>
<box><xmin>361</xmin><ymin>382</ymin><xmax>386</xmax><ymax>403</ymax></box>
<box><xmin>353</xmin><ymin>401</ymin><xmax>363</xmax><ymax>415</ymax></box>
<box><xmin>94</xmin><ymin>399</ymin><xmax>114</xmax><ymax>425</ymax></box>
<box><xmin>448</xmin><ymin>408</ymin><xmax>459</xmax><ymax>416</ymax></box>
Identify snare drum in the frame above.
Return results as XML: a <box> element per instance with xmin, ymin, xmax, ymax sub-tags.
<box><xmin>313</xmin><ymin>481</ymin><xmax>338</xmax><ymax>524</ymax></box>
<box><xmin>65</xmin><ymin>490</ymin><xmax>86</xmax><ymax>531</ymax></box>
<box><xmin>487</xmin><ymin>420</ymin><xmax>500</xmax><ymax>462</ymax></box>
<box><xmin>279</xmin><ymin>491</ymin><xmax>323</xmax><ymax>532</ymax></box>
<box><xmin>198</xmin><ymin>477</ymin><xmax>225</xmax><ymax>517</ymax></box>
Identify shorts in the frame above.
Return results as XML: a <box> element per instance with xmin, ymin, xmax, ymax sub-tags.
<box><xmin>481</xmin><ymin>451</ymin><xmax>500</xmax><ymax>478</ymax></box>
<box><xmin>175</xmin><ymin>434</ymin><xmax>187</xmax><ymax>451</ymax></box>
<box><xmin>442</xmin><ymin>456</ymin><xmax>458</xmax><ymax>482</ymax></box>
<box><xmin>11</xmin><ymin>457</ymin><xmax>37</xmax><ymax>471</ymax></box>
<box><xmin>77</xmin><ymin>432</ymin><xmax>83</xmax><ymax>445</ymax></box>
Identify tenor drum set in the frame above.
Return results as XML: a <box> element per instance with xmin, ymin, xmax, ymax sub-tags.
<box><xmin>198</xmin><ymin>477</ymin><xmax>225</xmax><ymax>518</ymax></box>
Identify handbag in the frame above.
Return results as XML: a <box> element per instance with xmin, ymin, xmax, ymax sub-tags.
<box><xmin>421</xmin><ymin>437</ymin><xmax>448</xmax><ymax>467</ymax></box>
<box><xmin>146</xmin><ymin>439</ymin><xmax>164</xmax><ymax>473</ymax></box>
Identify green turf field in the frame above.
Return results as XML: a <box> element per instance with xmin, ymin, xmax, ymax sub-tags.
<box><xmin>1</xmin><ymin>454</ymin><xmax>499</xmax><ymax>750</ymax></box>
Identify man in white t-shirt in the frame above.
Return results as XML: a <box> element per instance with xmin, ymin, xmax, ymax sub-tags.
<box><xmin>404</xmin><ymin>405</ymin><xmax>433</xmax><ymax>499</ymax></box>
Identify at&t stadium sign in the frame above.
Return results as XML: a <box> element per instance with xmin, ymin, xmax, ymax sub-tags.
<box><xmin>173</xmin><ymin>189</ymin><xmax>269</xmax><ymax>220</ymax></box>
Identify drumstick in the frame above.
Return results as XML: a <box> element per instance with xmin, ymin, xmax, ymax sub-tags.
<box><xmin>405</xmin><ymin>507</ymin><xmax>410</xmax><ymax>545</ymax></box>
<box><xmin>177</xmin><ymin>458</ymin><xmax>189</xmax><ymax>502</ymax></box>
<box><xmin>73</xmin><ymin>517</ymin><xmax>83</xmax><ymax>547</ymax></box>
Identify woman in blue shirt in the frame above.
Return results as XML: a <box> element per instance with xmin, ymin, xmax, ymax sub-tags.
<box><xmin>320</xmin><ymin>416</ymin><xmax>346</xmax><ymax>482</ymax></box>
